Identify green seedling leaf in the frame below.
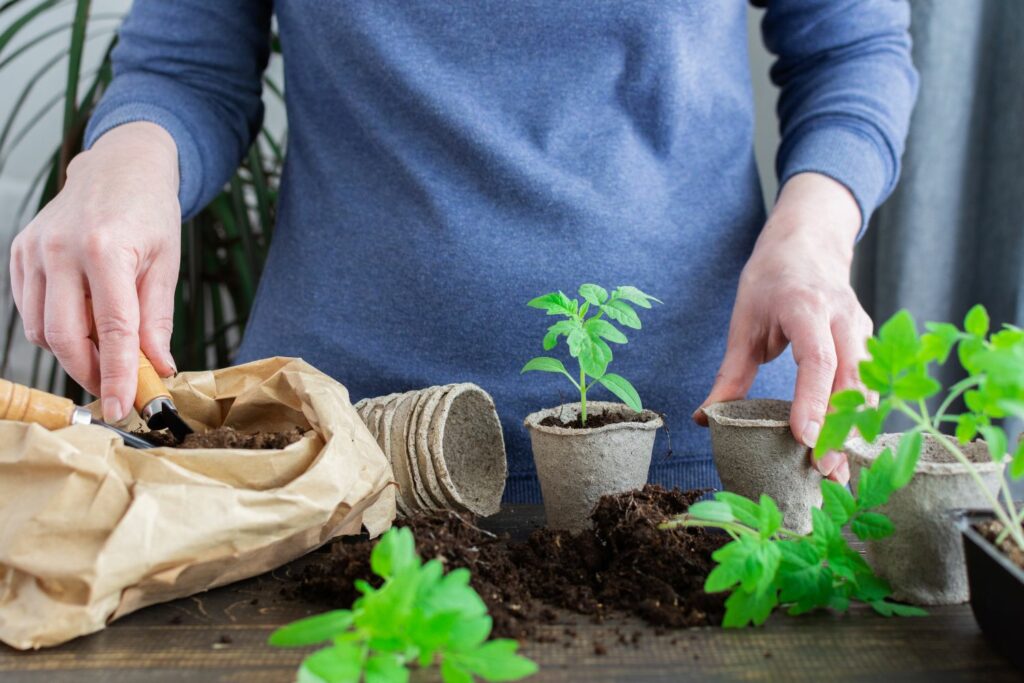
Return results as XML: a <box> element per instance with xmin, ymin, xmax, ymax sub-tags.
<box><xmin>859</xmin><ymin>358</ymin><xmax>892</xmax><ymax>393</ymax></box>
<box><xmin>371</xmin><ymin>527</ymin><xmax>418</xmax><ymax>579</ymax></box>
<box><xmin>688</xmin><ymin>500</ymin><xmax>735</xmax><ymax>524</ymax></box>
<box><xmin>851</xmin><ymin>512</ymin><xmax>895</xmax><ymax>540</ymax></box>
<box><xmin>585</xmin><ymin>318</ymin><xmax>627</xmax><ymax>344</ymax></box>
<box><xmin>922</xmin><ymin>322</ymin><xmax>960</xmax><ymax>363</ymax></box>
<box><xmin>577</xmin><ymin>335</ymin><xmax>610</xmax><ymax>378</ymax></box>
<box><xmin>713</xmin><ymin>491</ymin><xmax>762</xmax><ymax>529</ymax></box>
<box><xmin>758</xmin><ymin>495</ymin><xmax>783</xmax><ymax>539</ymax></box>
<box><xmin>578</xmin><ymin>283</ymin><xmax>608</xmax><ymax>306</ymax></box>
<box><xmin>978</xmin><ymin>424</ymin><xmax>1008</xmax><ymax>462</ymax></box>
<box><xmin>542</xmin><ymin>320</ymin><xmax>576</xmax><ymax>351</ymax></box>
<box><xmin>1012</xmin><ymin>440</ymin><xmax>1024</xmax><ymax>479</ymax></box>
<box><xmin>857</xmin><ymin>447</ymin><xmax>897</xmax><ymax>509</ymax></box>
<box><xmin>815</xmin><ymin>410</ymin><xmax>857</xmax><ymax>458</ymax></box>
<box><xmin>722</xmin><ymin>586</ymin><xmax>778</xmax><ymax>628</ymax></box>
<box><xmin>892</xmin><ymin>431</ymin><xmax>922</xmax><ymax>489</ymax></box>
<box><xmin>956</xmin><ymin>414</ymin><xmax>978</xmax><ymax>443</ymax></box>
<box><xmin>830</xmin><ymin>389</ymin><xmax>866</xmax><ymax>410</ymax></box>
<box><xmin>856</xmin><ymin>400</ymin><xmax>892</xmax><ymax>443</ymax></box>
<box><xmin>269</xmin><ymin>610</ymin><xmax>355</xmax><ymax>647</ymax></box>
<box><xmin>365</xmin><ymin>654</ymin><xmax>410</xmax><ymax>683</ymax></box>
<box><xmin>876</xmin><ymin>310</ymin><xmax>922</xmax><ymax>373</ymax></box>
<box><xmin>597</xmin><ymin>373</ymin><xmax>642</xmax><ymax>412</ymax></box>
<box><xmin>300</xmin><ymin>643</ymin><xmax>363</xmax><ymax>683</ymax></box>
<box><xmin>521</xmin><ymin>356</ymin><xmax>578</xmax><ymax>387</ymax></box>
<box><xmin>600</xmin><ymin>299</ymin><xmax>641</xmax><ymax>329</ymax></box>
<box><xmin>892</xmin><ymin>370</ymin><xmax>942</xmax><ymax>401</ymax></box>
<box><xmin>441</xmin><ymin>661</ymin><xmax>474</xmax><ymax>683</ymax></box>
<box><xmin>871</xmin><ymin>600</ymin><xmax>927</xmax><ymax>618</ymax></box>
<box><xmin>964</xmin><ymin>304</ymin><xmax>990</xmax><ymax>338</ymax></box>
<box><xmin>449</xmin><ymin>639</ymin><xmax>539</xmax><ymax>681</ymax></box>
<box><xmin>821</xmin><ymin>480</ymin><xmax>856</xmax><ymax>526</ymax></box>
<box><xmin>526</xmin><ymin>291</ymin><xmax>575</xmax><ymax>317</ymax></box>
<box><xmin>613</xmin><ymin>285</ymin><xmax>662</xmax><ymax>308</ymax></box>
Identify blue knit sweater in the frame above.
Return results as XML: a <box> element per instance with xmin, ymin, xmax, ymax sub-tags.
<box><xmin>85</xmin><ymin>1</ymin><xmax>917</xmax><ymax>501</ymax></box>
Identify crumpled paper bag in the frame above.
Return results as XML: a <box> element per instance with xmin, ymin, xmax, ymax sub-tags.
<box><xmin>0</xmin><ymin>356</ymin><xmax>396</xmax><ymax>649</ymax></box>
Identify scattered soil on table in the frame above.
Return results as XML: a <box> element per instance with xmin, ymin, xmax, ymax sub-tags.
<box><xmin>538</xmin><ymin>411</ymin><xmax>659</xmax><ymax>430</ymax></box>
<box><xmin>143</xmin><ymin>425</ymin><xmax>304</xmax><ymax>449</ymax></box>
<box><xmin>290</xmin><ymin>484</ymin><xmax>725</xmax><ymax>640</ymax></box>
<box><xmin>976</xmin><ymin>520</ymin><xmax>1024</xmax><ymax>570</ymax></box>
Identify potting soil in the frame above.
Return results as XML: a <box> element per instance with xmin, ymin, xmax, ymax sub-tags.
<box><xmin>290</xmin><ymin>484</ymin><xmax>725</xmax><ymax>639</ymax></box>
<box><xmin>538</xmin><ymin>411</ymin><xmax>661</xmax><ymax>430</ymax></box>
<box><xmin>144</xmin><ymin>425</ymin><xmax>305</xmax><ymax>449</ymax></box>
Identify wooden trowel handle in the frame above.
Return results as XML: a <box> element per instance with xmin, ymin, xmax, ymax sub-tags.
<box><xmin>0</xmin><ymin>378</ymin><xmax>75</xmax><ymax>430</ymax></box>
<box><xmin>134</xmin><ymin>350</ymin><xmax>171</xmax><ymax>414</ymax></box>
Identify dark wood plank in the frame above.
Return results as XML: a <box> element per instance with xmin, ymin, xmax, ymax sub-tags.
<box><xmin>0</xmin><ymin>506</ymin><xmax>1016</xmax><ymax>682</ymax></box>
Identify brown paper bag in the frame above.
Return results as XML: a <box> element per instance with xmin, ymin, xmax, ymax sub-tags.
<box><xmin>0</xmin><ymin>357</ymin><xmax>396</xmax><ymax>649</ymax></box>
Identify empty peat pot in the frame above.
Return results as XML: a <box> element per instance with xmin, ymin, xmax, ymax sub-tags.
<box><xmin>704</xmin><ymin>399</ymin><xmax>821</xmax><ymax>534</ymax></box>
<box><xmin>845</xmin><ymin>434</ymin><xmax>1003</xmax><ymax>605</ymax></box>
<box><xmin>956</xmin><ymin>510</ymin><xmax>1024</xmax><ymax>670</ymax></box>
<box><xmin>524</xmin><ymin>401</ymin><xmax>662</xmax><ymax>532</ymax></box>
<box><xmin>354</xmin><ymin>384</ymin><xmax>507</xmax><ymax>517</ymax></box>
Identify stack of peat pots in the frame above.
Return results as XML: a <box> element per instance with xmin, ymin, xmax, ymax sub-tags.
<box><xmin>355</xmin><ymin>384</ymin><xmax>507</xmax><ymax>517</ymax></box>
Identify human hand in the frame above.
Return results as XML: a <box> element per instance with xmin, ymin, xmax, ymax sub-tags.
<box><xmin>694</xmin><ymin>172</ymin><xmax>873</xmax><ymax>485</ymax></box>
<box><xmin>10</xmin><ymin>122</ymin><xmax>181</xmax><ymax>422</ymax></box>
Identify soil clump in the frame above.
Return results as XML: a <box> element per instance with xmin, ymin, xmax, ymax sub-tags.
<box><xmin>290</xmin><ymin>484</ymin><xmax>725</xmax><ymax>640</ymax></box>
<box><xmin>144</xmin><ymin>425</ymin><xmax>304</xmax><ymax>449</ymax></box>
<box><xmin>538</xmin><ymin>411</ymin><xmax>659</xmax><ymax>430</ymax></box>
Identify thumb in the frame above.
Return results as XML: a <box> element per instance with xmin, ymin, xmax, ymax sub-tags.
<box><xmin>693</xmin><ymin>337</ymin><xmax>760</xmax><ymax>426</ymax></box>
<box><xmin>137</xmin><ymin>257</ymin><xmax>178</xmax><ymax>377</ymax></box>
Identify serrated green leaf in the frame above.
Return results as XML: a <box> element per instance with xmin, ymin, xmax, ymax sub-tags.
<box><xmin>577</xmin><ymin>335</ymin><xmax>609</xmax><ymax>378</ymax></box>
<box><xmin>527</xmin><ymin>291</ymin><xmax>575</xmax><ymax>317</ymax></box>
<box><xmin>830</xmin><ymin>390</ymin><xmax>866</xmax><ymax>410</ymax></box>
<box><xmin>758</xmin><ymin>495</ymin><xmax>783</xmax><ymax>539</ymax></box>
<box><xmin>855</xmin><ymin>401</ymin><xmax>891</xmax><ymax>443</ymax></box>
<box><xmin>689</xmin><ymin>500</ymin><xmax>735</xmax><ymax>523</ymax></box>
<box><xmin>371</xmin><ymin>527</ymin><xmax>418</xmax><ymax>579</ymax></box>
<box><xmin>820</xmin><ymin>480</ymin><xmax>856</xmax><ymax>526</ymax></box>
<box><xmin>978</xmin><ymin>425</ymin><xmax>1008</xmax><ymax>462</ymax></box>
<box><xmin>858</xmin><ymin>359</ymin><xmax>892</xmax><ymax>393</ymax></box>
<box><xmin>365</xmin><ymin>654</ymin><xmax>409</xmax><ymax>683</ymax></box>
<box><xmin>300</xmin><ymin>643</ymin><xmax>363</xmax><ymax>683</ymax></box>
<box><xmin>440</xmin><ymin>660</ymin><xmax>474</xmax><ymax>683</ymax></box>
<box><xmin>585</xmin><ymin>318</ymin><xmax>627</xmax><ymax>344</ymax></box>
<box><xmin>851</xmin><ymin>572</ymin><xmax>891</xmax><ymax>603</ymax></box>
<box><xmin>542</xmin><ymin>320</ymin><xmax>576</xmax><ymax>351</ymax></box>
<box><xmin>579</xmin><ymin>284</ymin><xmax>608</xmax><ymax>306</ymax></box>
<box><xmin>814</xmin><ymin>410</ymin><xmax>857</xmax><ymax>458</ymax></box>
<box><xmin>922</xmin><ymin>322</ymin><xmax>960</xmax><ymax>363</ymax></box>
<box><xmin>705</xmin><ymin>560</ymin><xmax>743</xmax><ymax>593</ymax></box>
<box><xmin>449</xmin><ymin>639</ymin><xmax>538</xmax><ymax>681</ymax></box>
<box><xmin>447</xmin><ymin>616</ymin><xmax>492</xmax><ymax>652</ymax></box>
<box><xmin>965</xmin><ymin>304</ymin><xmax>990</xmax><ymax>338</ymax></box>
<box><xmin>596</xmin><ymin>373</ymin><xmax>642</xmax><ymax>412</ymax></box>
<box><xmin>956</xmin><ymin>414</ymin><xmax>978</xmax><ymax>443</ymax></box>
<box><xmin>958</xmin><ymin>337</ymin><xmax>986</xmax><ymax>374</ymax></box>
<box><xmin>809</xmin><ymin>507</ymin><xmax>841</xmax><ymax>553</ymax></box>
<box><xmin>892</xmin><ymin>431</ymin><xmax>922</xmax><ymax>489</ymax></box>
<box><xmin>613</xmin><ymin>285</ymin><xmax>661</xmax><ymax>308</ymax></box>
<box><xmin>521</xmin><ymin>357</ymin><xmax>577</xmax><ymax>388</ymax></box>
<box><xmin>722</xmin><ymin>587</ymin><xmax>778</xmax><ymax>628</ymax></box>
<box><xmin>892</xmin><ymin>371</ymin><xmax>942</xmax><ymax>401</ymax></box>
<box><xmin>713</xmin><ymin>491</ymin><xmax>762</xmax><ymax>529</ymax></box>
<box><xmin>876</xmin><ymin>310</ymin><xmax>922</xmax><ymax>373</ymax></box>
<box><xmin>871</xmin><ymin>600</ymin><xmax>927</xmax><ymax>617</ymax></box>
<box><xmin>856</xmin><ymin>448</ymin><xmax>896</xmax><ymax>509</ymax></box>
<box><xmin>269</xmin><ymin>610</ymin><xmax>355</xmax><ymax>647</ymax></box>
<box><xmin>600</xmin><ymin>299</ymin><xmax>641</xmax><ymax>329</ymax></box>
<box><xmin>1012</xmin><ymin>440</ymin><xmax>1024</xmax><ymax>479</ymax></box>
<box><xmin>851</xmin><ymin>512</ymin><xmax>895</xmax><ymax>540</ymax></box>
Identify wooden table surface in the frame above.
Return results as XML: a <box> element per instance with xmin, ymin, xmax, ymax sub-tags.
<box><xmin>0</xmin><ymin>505</ymin><xmax>1018</xmax><ymax>682</ymax></box>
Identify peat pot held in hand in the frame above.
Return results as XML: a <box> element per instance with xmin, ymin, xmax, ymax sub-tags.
<box><xmin>955</xmin><ymin>510</ymin><xmax>1024</xmax><ymax>670</ymax></box>
<box><xmin>846</xmin><ymin>434</ymin><xmax>1003</xmax><ymax>605</ymax></box>
<box><xmin>524</xmin><ymin>402</ymin><xmax>662</xmax><ymax>532</ymax></box>
<box><xmin>704</xmin><ymin>399</ymin><xmax>822</xmax><ymax>534</ymax></box>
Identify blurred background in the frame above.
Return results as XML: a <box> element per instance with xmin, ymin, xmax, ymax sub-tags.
<box><xmin>0</xmin><ymin>0</ymin><xmax>1021</xmax><ymax>445</ymax></box>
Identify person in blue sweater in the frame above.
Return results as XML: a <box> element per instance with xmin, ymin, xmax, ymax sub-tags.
<box><xmin>10</xmin><ymin>1</ymin><xmax>917</xmax><ymax>500</ymax></box>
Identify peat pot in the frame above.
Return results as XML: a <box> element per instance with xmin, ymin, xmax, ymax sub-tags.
<box><xmin>524</xmin><ymin>402</ymin><xmax>662</xmax><ymax>532</ymax></box>
<box><xmin>845</xmin><ymin>434</ymin><xmax>1003</xmax><ymax>605</ymax></box>
<box><xmin>704</xmin><ymin>399</ymin><xmax>821</xmax><ymax>534</ymax></box>
<box><xmin>956</xmin><ymin>510</ymin><xmax>1024</xmax><ymax>670</ymax></box>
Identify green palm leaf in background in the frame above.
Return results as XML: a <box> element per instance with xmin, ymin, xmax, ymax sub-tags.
<box><xmin>0</xmin><ymin>0</ymin><xmax>285</xmax><ymax>403</ymax></box>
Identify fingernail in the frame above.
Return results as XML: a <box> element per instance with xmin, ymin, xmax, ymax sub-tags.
<box><xmin>166</xmin><ymin>355</ymin><xmax>177</xmax><ymax>375</ymax></box>
<box><xmin>817</xmin><ymin>450</ymin><xmax>842</xmax><ymax>476</ymax></box>
<box><xmin>102</xmin><ymin>397</ymin><xmax>123</xmax><ymax>422</ymax></box>
<box><xmin>691</xmin><ymin>407</ymin><xmax>703</xmax><ymax>421</ymax></box>
<box><xmin>803</xmin><ymin>420</ymin><xmax>821</xmax><ymax>449</ymax></box>
<box><xmin>835</xmin><ymin>461</ymin><xmax>851</xmax><ymax>486</ymax></box>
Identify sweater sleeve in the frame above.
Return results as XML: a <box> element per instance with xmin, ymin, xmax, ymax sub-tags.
<box><xmin>759</xmin><ymin>0</ymin><xmax>918</xmax><ymax>235</ymax></box>
<box><xmin>84</xmin><ymin>0</ymin><xmax>273</xmax><ymax>220</ymax></box>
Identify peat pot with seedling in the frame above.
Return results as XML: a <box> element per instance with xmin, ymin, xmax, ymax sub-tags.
<box><xmin>814</xmin><ymin>305</ymin><xmax>1024</xmax><ymax>667</ymax></box>
<box><xmin>522</xmin><ymin>284</ymin><xmax>663</xmax><ymax>532</ymax></box>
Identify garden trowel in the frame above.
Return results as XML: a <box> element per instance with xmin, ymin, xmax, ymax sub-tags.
<box><xmin>0</xmin><ymin>378</ymin><xmax>155</xmax><ymax>448</ymax></box>
<box><xmin>133</xmin><ymin>350</ymin><xmax>193</xmax><ymax>443</ymax></box>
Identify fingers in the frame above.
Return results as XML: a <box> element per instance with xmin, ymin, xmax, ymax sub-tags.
<box><xmin>137</xmin><ymin>256</ymin><xmax>178</xmax><ymax>377</ymax></box>
<box><xmin>85</xmin><ymin>252</ymin><xmax>141</xmax><ymax>422</ymax></box>
<box><xmin>17</xmin><ymin>256</ymin><xmax>48</xmax><ymax>350</ymax></box>
<box><xmin>694</xmin><ymin>321</ymin><xmax>761</xmax><ymax>426</ymax></box>
<box><xmin>43</xmin><ymin>268</ymin><xmax>101</xmax><ymax>396</ymax></box>
<box><xmin>780</xmin><ymin>310</ymin><xmax>836</xmax><ymax>450</ymax></box>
